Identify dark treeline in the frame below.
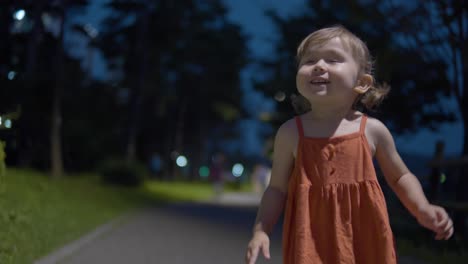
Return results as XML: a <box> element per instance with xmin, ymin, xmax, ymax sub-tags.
<box><xmin>0</xmin><ymin>0</ymin><xmax>466</xmax><ymax>180</ymax></box>
<box><xmin>1</xmin><ymin>0</ymin><xmax>248</xmax><ymax>180</ymax></box>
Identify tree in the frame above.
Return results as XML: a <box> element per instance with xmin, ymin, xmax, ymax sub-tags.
<box><xmin>0</xmin><ymin>1</ymin><xmax>89</xmax><ymax>175</ymax></box>
<box><xmin>41</xmin><ymin>0</ymin><xmax>89</xmax><ymax>178</ymax></box>
<box><xmin>255</xmin><ymin>0</ymin><xmax>456</xmax><ymax>134</ymax></box>
<box><xmin>388</xmin><ymin>0</ymin><xmax>467</xmax><ymax>154</ymax></box>
<box><xmin>100</xmin><ymin>0</ymin><xmax>248</xmax><ymax>178</ymax></box>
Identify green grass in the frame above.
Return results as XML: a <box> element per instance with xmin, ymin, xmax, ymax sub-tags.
<box><xmin>2</xmin><ymin>168</ymin><xmax>465</xmax><ymax>264</ymax></box>
<box><xmin>0</xmin><ymin>169</ymin><xmax>254</xmax><ymax>264</ymax></box>
<box><xmin>0</xmin><ymin>168</ymin><xmax>150</xmax><ymax>264</ymax></box>
<box><xmin>143</xmin><ymin>179</ymin><xmax>253</xmax><ymax>202</ymax></box>
<box><xmin>143</xmin><ymin>180</ymin><xmax>214</xmax><ymax>202</ymax></box>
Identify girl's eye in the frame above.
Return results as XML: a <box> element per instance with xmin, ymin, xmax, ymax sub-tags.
<box><xmin>326</xmin><ymin>58</ymin><xmax>340</xmax><ymax>63</ymax></box>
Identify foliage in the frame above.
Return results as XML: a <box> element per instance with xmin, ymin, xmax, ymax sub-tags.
<box><xmin>255</xmin><ymin>0</ymin><xmax>458</xmax><ymax>134</ymax></box>
<box><xmin>0</xmin><ymin>141</ymin><xmax>5</xmax><ymax>185</ymax></box>
<box><xmin>0</xmin><ymin>1</ymin><xmax>89</xmax><ymax>172</ymax></box>
<box><xmin>0</xmin><ymin>168</ymin><xmax>148</xmax><ymax>264</ymax></box>
<box><xmin>1</xmin><ymin>0</ymin><xmax>249</xmax><ymax>174</ymax></box>
<box><xmin>100</xmin><ymin>0</ymin><xmax>249</xmax><ymax>171</ymax></box>
<box><xmin>98</xmin><ymin>158</ymin><xmax>148</xmax><ymax>186</ymax></box>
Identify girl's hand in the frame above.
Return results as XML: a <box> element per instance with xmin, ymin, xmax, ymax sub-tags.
<box><xmin>245</xmin><ymin>231</ymin><xmax>271</xmax><ymax>264</ymax></box>
<box><xmin>416</xmin><ymin>204</ymin><xmax>454</xmax><ymax>240</ymax></box>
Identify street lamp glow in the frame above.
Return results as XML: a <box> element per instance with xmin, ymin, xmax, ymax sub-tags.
<box><xmin>176</xmin><ymin>155</ymin><xmax>188</xmax><ymax>167</ymax></box>
<box><xmin>8</xmin><ymin>71</ymin><xmax>16</xmax><ymax>80</ymax></box>
<box><xmin>14</xmin><ymin>10</ymin><xmax>26</xmax><ymax>21</ymax></box>
<box><xmin>4</xmin><ymin>119</ymin><xmax>12</xmax><ymax>129</ymax></box>
<box><xmin>232</xmin><ymin>163</ymin><xmax>244</xmax><ymax>177</ymax></box>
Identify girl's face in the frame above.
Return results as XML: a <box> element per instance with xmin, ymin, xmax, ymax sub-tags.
<box><xmin>296</xmin><ymin>37</ymin><xmax>361</xmax><ymax>104</ymax></box>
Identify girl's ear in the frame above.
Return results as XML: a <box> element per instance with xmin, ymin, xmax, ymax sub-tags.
<box><xmin>353</xmin><ymin>74</ymin><xmax>373</xmax><ymax>94</ymax></box>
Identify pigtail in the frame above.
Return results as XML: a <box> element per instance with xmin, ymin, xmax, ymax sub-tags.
<box><xmin>291</xmin><ymin>93</ymin><xmax>311</xmax><ymax>115</ymax></box>
<box><xmin>358</xmin><ymin>82</ymin><xmax>390</xmax><ymax>111</ymax></box>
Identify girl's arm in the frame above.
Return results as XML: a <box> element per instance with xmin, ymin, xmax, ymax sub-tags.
<box><xmin>246</xmin><ymin>120</ymin><xmax>297</xmax><ymax>263</ymax></box>
<box><xmin>371</xmin><ymin>119</ymin><xmax>429</xmax><ymax>215</ymax></box>
<box><xmin>252</xmin><ymin>120</ymin><xmax>297</xmax><ymax>235</ymax></box>
<box><xmin>371</xmin><ymin>119</ymin><xmax>453</xmax><ymax>240</ymax></box>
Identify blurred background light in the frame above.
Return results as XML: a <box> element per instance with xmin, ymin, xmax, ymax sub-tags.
<box><xmin>8</xmin><ymin>71</ymin><xmax>16</xmax><ymax>80</ymax></box>
<box><xmin>13</xmin><ymin>9</ymin><xmax>26</xmax><ymax>21</ymax></box>
<box><xmin>274</xmin><ymin>91</ymin><xmax>286</xmax><ymax>102</ymax></box>
<box><xmin>4</xmin><ymin>119</ymin><xmax>12</xmax><ymax>129</ymax></box>
<box><xmin>176</xmin><ymin>155</ymin><xmax>188</xmax><ymax>167</ymax></box>
<box><xmin>199</xmin><ymin>166</ymin><xmax>209</xmax><ymax>178</ymax></box>
<box><xmin>440</xmin><ymin>173</ymin><xmax>447</xmax><ymax>184</ymax></box>
<box><xmin>232</xmin><ymin>163</ymin><xmax>244</xmax><ymax>177</ymax></box>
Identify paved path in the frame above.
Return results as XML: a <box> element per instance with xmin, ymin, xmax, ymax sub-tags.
<box><xmin>35</xmin><ymin>193</ymin><xmax>425</xmax><ymax>264</ymax></box>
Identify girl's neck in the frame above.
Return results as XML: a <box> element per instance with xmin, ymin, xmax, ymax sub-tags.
<box><xmin>303</xmin><ymin>103</ymin><xmax>356</xmax><ymax>122</ymax></box>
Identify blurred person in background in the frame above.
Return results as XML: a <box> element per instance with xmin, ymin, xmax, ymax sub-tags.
<box><xmin>251</xmin><ymin>157</ymin><xmax>271</xmax><ymax>195</ymax></box>
<box><xmin>210</xmin><ymin>152</ymin><xmax>226</xmax><ymax>199</ymax></box>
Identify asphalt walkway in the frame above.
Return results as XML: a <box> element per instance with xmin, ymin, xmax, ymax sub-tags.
<box><xmin>35</xmin><ymin>192</ymin><xmax>425</xmax><ymax>264</ymax></box>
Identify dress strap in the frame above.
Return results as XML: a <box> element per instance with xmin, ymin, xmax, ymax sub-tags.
<box><xmin>359</xmin><ymin>115</ymin><xmax>368</xmax><ymax>134</ymax></box>
<box><xmin>295</xmin><ymin>116</ymin><xmax>304</xmax><ymax>138</ymax></box>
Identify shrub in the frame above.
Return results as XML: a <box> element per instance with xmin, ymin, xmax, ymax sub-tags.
<box><xmin>98</xmin><ymin>158</ymin><xmax>147</xmax><ymax>187</ymax></box>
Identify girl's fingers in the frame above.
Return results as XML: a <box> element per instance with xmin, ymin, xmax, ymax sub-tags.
<box><xmin>262</xmin><ymin>242</ymin><xmax>271</xmax><ymax>259</ymax></box>
<box><xmin>435</xmin><ymin>218</ymin><xmax>453</xmax><ymax>240</ymax></box>
<box><xmin>442</xmin><ymin>219</ymin><xmax>454</xmax><ymax>240</ymax></box>
<box><xmin>247</xmin><ymin>246</ymin><xmax>259</xmax><ymax>264</ymax></box>
<box><xmin>445</xmin><ymin>226</ymin><xmax>454</xmax><ymax>240</ymax></box>
<box><xmin>436</xmin><ymin>207</ymin><xmax>449</xmax><ymax>222</ymax></box>
<box><xmin>436</xmin><ymin>217</ymin><xmax>450</xmax><ymax>232</ymax></box>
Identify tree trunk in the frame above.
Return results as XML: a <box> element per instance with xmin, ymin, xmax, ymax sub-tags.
<box><xmin>125</xmin><ymin>10</ymin><xmax>148</xmax><ymax>163</ymax></box>
<box><xmin>454</xmin><ymin>87</ymin><xmax>468</xmax><ymax>236</ymax></box>
<box><xmin>50</xmin><ymin>1</ymin><xmax>66</xmax><ymax>179</ymax></box>
<box><xmin>17</xmin><ymin>1</ymin><xmax>45</xmax><ymax>167</ymax></box>
<box><xmin>51</xmin><ymin>88</ymin><xmax>63</xmax><ymax>179</ymax></box>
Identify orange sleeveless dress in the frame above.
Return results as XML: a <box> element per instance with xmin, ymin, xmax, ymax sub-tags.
<box><xmin>282</xmin><ymin>115</ymin><xmax>397</xmax><ymax>264</ymax></box>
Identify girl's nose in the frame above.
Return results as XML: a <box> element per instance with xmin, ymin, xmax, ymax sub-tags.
<box><xmin>313</xmin><ymin>66</ymin><xmax>324</xmax><ymax>72</ymax></box>
<box><xmin>312</xmin><ymin>60</ymin><xmax>326</xmax><ymax>73</ymax></box>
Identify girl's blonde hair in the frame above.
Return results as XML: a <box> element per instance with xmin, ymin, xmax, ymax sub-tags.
<box><xmin>292</xmin><ymin>25</ymin><xmax>390</xmax><ymax>114</ymax></box>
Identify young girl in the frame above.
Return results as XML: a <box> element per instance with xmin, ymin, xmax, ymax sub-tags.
<box><xmin>245</xmin><ymin>25</ymin><xmax>454</xmax><ymax>264</ymax></box>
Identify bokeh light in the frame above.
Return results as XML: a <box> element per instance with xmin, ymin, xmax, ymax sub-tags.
<box><xmin>14</xmin><ymin>10</ymin><xmax>26</xmax><ymax>21</ymax></box>
<box><xmin>176</xmin><ymin>155</ymin><xmax>188</xmax><ymax>167</ymax></box>
<box><xmin>8</xmin><ymin>71</ymin><xmax>16</xmax><ymax>80</ymax></box>
<box><xmin>232</xmin><ymin>163</ymin><xmax>244</xmax><ymax>177</ymax></box>
<box><xmin>199</xmin><ymin>166</ymin><xmax>209</xmax><ymax>178</ymax></box>
<box><xmin>274</xmin><ymin>91</ymin><xmax>286</xmax><ymax>102</ymax></box>
<box><xmin>440</xmin><ymin>173</ymin><xmax>446</xmax><ymax>184</ymax></box>
<box><xmin>4</xmin><ymin>119</ymin><xmax>12</xmax><ymax>129</ymax></box>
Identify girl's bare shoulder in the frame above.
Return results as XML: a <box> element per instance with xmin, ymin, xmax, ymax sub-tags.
<box><xmin>275</xmin><ymin>117</ymin><xmax>300</xmax><ymax>152</ymax></box>
<box><xmin>277</xmin><ymin>117</ymin><xmax>299</xmax><ymax>138</ymax></box>
<box><xmin>364</xmin><ymin>116</ymin><xmax>393</xmax><ymax>148</ymax></box>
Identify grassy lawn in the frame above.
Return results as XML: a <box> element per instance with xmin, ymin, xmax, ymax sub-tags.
<box><xmin>0</xmin><ymin>169</ymin><xmax>252</xmax><ymax>263</ymax></box>
<box><xmin>6</xmin><ymin>167</ymin><xmax>464</xmax><ymax>264</ymax></box>
<box><xmin>143</xmin><ymin>179</ymin><xmax>253</xmax><ymax>202</ymax></box>
<box><xmin>0</xmin><ymin>168</ymin><xmax>150</xmax><ymax>264</ymax></box>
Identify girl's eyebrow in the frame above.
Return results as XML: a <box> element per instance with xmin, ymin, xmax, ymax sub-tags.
<box><xmin>308</xmin><ymin>48</ymin><xmax>346</xmax><ymax>56</ymax></box>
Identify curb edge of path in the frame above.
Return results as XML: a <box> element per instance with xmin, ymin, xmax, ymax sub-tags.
<box><xmin>34</xmin><ymin>210</ymin><xmax>140</xmax><ymax>264</ymax></box>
